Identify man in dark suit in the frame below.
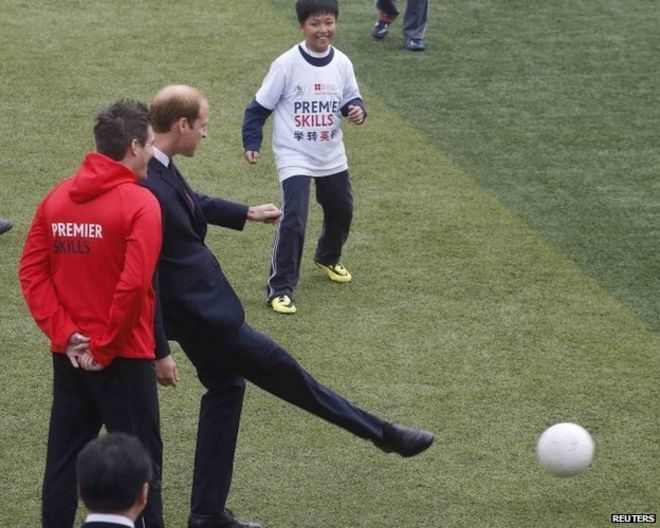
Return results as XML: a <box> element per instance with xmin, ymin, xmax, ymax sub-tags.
<box><xmin>143</xmin><ymin>84</ymin><xmax>435</xmax><ymax>528</ymax></box>
<box><xmin>77</xmin><ymin>433</ymin><xmax>152</xmax><ymax>528</ymax></box>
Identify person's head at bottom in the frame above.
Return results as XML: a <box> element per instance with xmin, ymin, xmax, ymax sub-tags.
<box><xmin>77</xmin><ymin>433</ymin><xmax>152</xmax><ymax>525</ymax></box>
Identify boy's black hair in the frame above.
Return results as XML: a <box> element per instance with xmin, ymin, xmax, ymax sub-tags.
<box><xmin>77</xmin><ymin>433</ymin><xmax>153</xmax><ymax>513</ymax></box>
<box><xmin>295</xmin><ymin>0</ymin><xmax>339</xmax><ymax>24</ymax></box>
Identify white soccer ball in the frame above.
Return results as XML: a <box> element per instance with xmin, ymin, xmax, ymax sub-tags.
<box><xmin>536</xmin><ymin>422</ymin><xmax>594</xmax><ymax>477</ymax></box>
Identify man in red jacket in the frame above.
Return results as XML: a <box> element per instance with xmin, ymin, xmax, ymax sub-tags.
<box><xmin>19</xmin><ymin>100</ymin><xmax>167</xmax><ymax>528</ymax></box>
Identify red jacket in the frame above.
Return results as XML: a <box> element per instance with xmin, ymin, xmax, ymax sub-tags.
<box><xmin>19</xmin><ymin>152</ymin><xmax>162</xmax><ymax>366</ymax></box>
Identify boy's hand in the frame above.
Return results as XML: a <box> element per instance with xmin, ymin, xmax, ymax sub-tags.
<box><xmin>244</xmin><ymin>151</ymin><xmax>260</xmax><ymax>164</ymax></box>
<box><xmin>347</xmin><ymin>105</ymin><xmax>365</xmax><ymax>125</ymax></box>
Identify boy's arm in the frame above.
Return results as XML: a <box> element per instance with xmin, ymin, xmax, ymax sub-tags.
<box><xmin>242</xmin><ymin>98</ymin><xmax>273</xmax><ymax>158</ymax></box>
<box><xmin>243</xmin><ymin>59</ymin><xmax>284</xmax><ymax>163</ymax></box>
<box><xmin>341</xmin><ymin>97</ymin><xmax>367</xmax><ymax>124</ymax></box>
<box><xmin>341</xmin><ymin>56</ymin><xmax>366</xmax><ymax>124</ymax></box>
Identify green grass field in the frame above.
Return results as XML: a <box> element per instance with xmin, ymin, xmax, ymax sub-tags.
<box><xmin>1</xmin><ymin>1</ymin><xmax>658</xmax><ymax>526</ymax></box>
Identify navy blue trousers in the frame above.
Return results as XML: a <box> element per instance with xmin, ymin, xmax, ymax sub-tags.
<box><xmin>176</xmin><ymin>322</ymin><xmax>385</xmax><ymax>516</ymax></box>
<box><xmin>268</xmin><ymin>170</ymin><xmax>353</xmax><ymax>300</ymax></box>
<box><xmin>43</xmin><ymin>355</ymin><xmax>163</xmax><ymax>528</ymax></box>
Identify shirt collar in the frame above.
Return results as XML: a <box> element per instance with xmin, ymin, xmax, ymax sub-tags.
<box><xmin>300</xmin><ymin>41</ymin><xmax>331</xmax><ymax>58</ymax></box>
<box><xmin>153</xmin><ymin>147</ymin><xmax>170</xmax><ymax>168</ymax></box>
<box><xmin>84</xmin><ymin>513</ymin><xmax>134</xmax><ymax>527</ymax></box>
<box><xmin>297</xmin><ymin>43</ymin><xmax>334</xmax><ymax>67</ymax></box>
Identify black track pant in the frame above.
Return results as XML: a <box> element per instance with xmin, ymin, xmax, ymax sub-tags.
<box><xmin>267</xmin><ymin>170</ymin><xmax>353</xmax><ymax>299</ymax></box>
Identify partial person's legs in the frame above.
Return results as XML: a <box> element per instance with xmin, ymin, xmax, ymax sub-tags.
<box><xmin>229</xmin><ymin>324</ymin><xmax>434</xmax><ymax>458</ymax></box>
<box><xmin>314</xmin><ymin>171</ymin><xmax>353</xmax><ymax>266</ymax></box>
<box><xmin>376</xmin><ymin>0</ymin><xmax>399</xmax><ymax>18</ymax></box>
<box><xmin>403</xmin><ymin>0</ymin><xmax>429</xmax><ymax>50</ymax></box>
<box><xmin>192</xmin><ymin>375</ymin><xmax>246</xmax><ymax>515</ymax></box>
<box><xmin>42</xmin><ymin>355</ymin><xmax>102</xmax><ymax>528</ymax></box>
<box><xmin>94</xmin><ymin>359</ymin><xmax>164</xmax><ymax>528</ymax></box>
<box><xmin>178</xmin><ymin>334</ymin><xmax>247</xmax><ymax>517</ymax></box>
<box><xmin>267</xmin><ymin>176</ymin><xmax>312</xmax><ymax>300</ymax></box>
<box><xmin>372</xmin><ymin>0</ymin><xmax>400</xmax><ymax>39</ymax></box>
<box><xmin>229</xmin><ymin>323</ymin><xmax>385</xmax><ymax>441</ymax></box>
<box><xmin>178</xmin><ymin>323</ymin><xmax>433</xmax><ymax>527</ymax></box>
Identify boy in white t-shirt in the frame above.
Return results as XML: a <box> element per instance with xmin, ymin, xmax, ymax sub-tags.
<box><xmin>242</xmin><ymin>0</ymin><xmax>366</xmax><ymax>314</ymax></box>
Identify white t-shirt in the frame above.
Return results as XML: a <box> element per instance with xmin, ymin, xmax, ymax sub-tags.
<box><xmin>255</xmin><ymin>42</ymin><xmax>362</xmax><ymax>181</ymax></box>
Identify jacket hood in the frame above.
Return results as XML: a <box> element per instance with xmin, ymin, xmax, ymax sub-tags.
<box><xmin>69</xmin><ymin>152</ymin><xmax>138</xmax><ymax>203</ymax></box>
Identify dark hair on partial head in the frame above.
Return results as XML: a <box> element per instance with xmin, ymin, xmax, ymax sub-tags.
<box><xmin>295</xmin><ymin>0</ymin><xmax>338</xmax><ymax>24</ymax></box>
<box><xmin>76</xmin><ymin>433</ymin><xmax>153</xmax><ymax>513</ymax></box>
<box><xmin>94</xmin><ymin>100</ymin><xmax>151</xmax><ymax>161</ymax></box>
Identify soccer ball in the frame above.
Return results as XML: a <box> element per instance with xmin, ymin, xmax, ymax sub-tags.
<box><xmin>536</xmin><ymin>422</ymin><xmax>594</xmax><ymax>477</ymax></box>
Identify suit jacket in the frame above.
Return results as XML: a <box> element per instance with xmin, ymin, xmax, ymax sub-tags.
<box><xmin>142</xmin><ymin>157</ymin><xmax>249</xmax><ymax>355</ymax></box>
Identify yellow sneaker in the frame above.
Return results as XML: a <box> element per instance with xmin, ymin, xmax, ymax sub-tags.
<box><xmin>269</xmin><ymin>294</ymin><xmax>297</xmax><ymax>314</ymax></box>
<box><xmin>315</xmin><ymin>262</ymin><xmax>352</xmax><ymax>283</ymax></box>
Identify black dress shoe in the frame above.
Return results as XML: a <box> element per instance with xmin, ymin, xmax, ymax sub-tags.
<box><xmin>374</xmin><ymin>422</ymin><xmax>435</xmax><ymax>457</ymax></box>
<box><xmin>188</xmin><ymin>509</ymin><xmax>262</xmax><ymax>528</ymax></box>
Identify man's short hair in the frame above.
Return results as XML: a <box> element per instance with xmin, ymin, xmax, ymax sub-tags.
<box><xmin>150</xmin><ymin>86</ymin><xmax>205</xmax><ymax>133</ymax></box>
<box><xmin>77</xmin><ymin>433</ymin><xmax>153</xmax><ymax>513</ymax></box>
<box><xmin>295</xmin><ymin>0</ymin><xmax>339</xmax><ymax>24</ymax></box>
<box><xmin>94</xmin><ymin>100</ymin><xmax>151</xmax><ymax>161</ymax></box>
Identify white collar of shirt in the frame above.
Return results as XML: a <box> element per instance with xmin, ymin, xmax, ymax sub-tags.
<box><xmin>153</xmin><ymin>147</ymin><xmax>170</xmax><ymax>168</ymax></box>
<box><xmin>300</xmin><ymin>41</ymin><xmax>331</xmax><ymax>58</ymax></box>
<box><xmin>84</xmin><ymin>513</ymin><xmax>134</xmax><ymax>527</ymax></box>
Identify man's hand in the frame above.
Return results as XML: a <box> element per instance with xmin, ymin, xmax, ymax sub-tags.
<box><xmin>244</xmin><ymin>151</ymin><xmax>260</xmax><ymax>165</ymax></box>
<box><xmin>79</xmin><ymin>352</ymin><xmax>103</xmax><ymax>371</ymax></box>
<box><xmin>155</xmin><ymin>355</ymin><xmax>179</xmax><ymax>387</ymax></box>
<box><xmin>65</xmin><ymin>332</ymin><xmax>90</xmax><ymax>368</ymax></box>
<box><xmin>247</xmin><ymin>204</ymin><xmax>282</xmax><ymax>225</ymax></box>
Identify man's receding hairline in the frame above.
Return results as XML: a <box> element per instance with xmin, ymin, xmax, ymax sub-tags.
<box><xmin>153</xmin><ymin>84</ymin><xmax>205</xmax><ymax>105</ymax></box>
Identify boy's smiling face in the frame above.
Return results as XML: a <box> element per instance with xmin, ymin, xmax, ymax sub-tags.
<box><xmin>301</xmin><ymin>12</ymin><xmax>336</xmax><ymax>53</ymax></box>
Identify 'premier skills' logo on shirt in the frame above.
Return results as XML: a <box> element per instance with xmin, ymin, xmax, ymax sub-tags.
<box><xmin>51</xmin><ymin>222</ymin><xmax>103</xmax><ymax>254</ymax></box>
